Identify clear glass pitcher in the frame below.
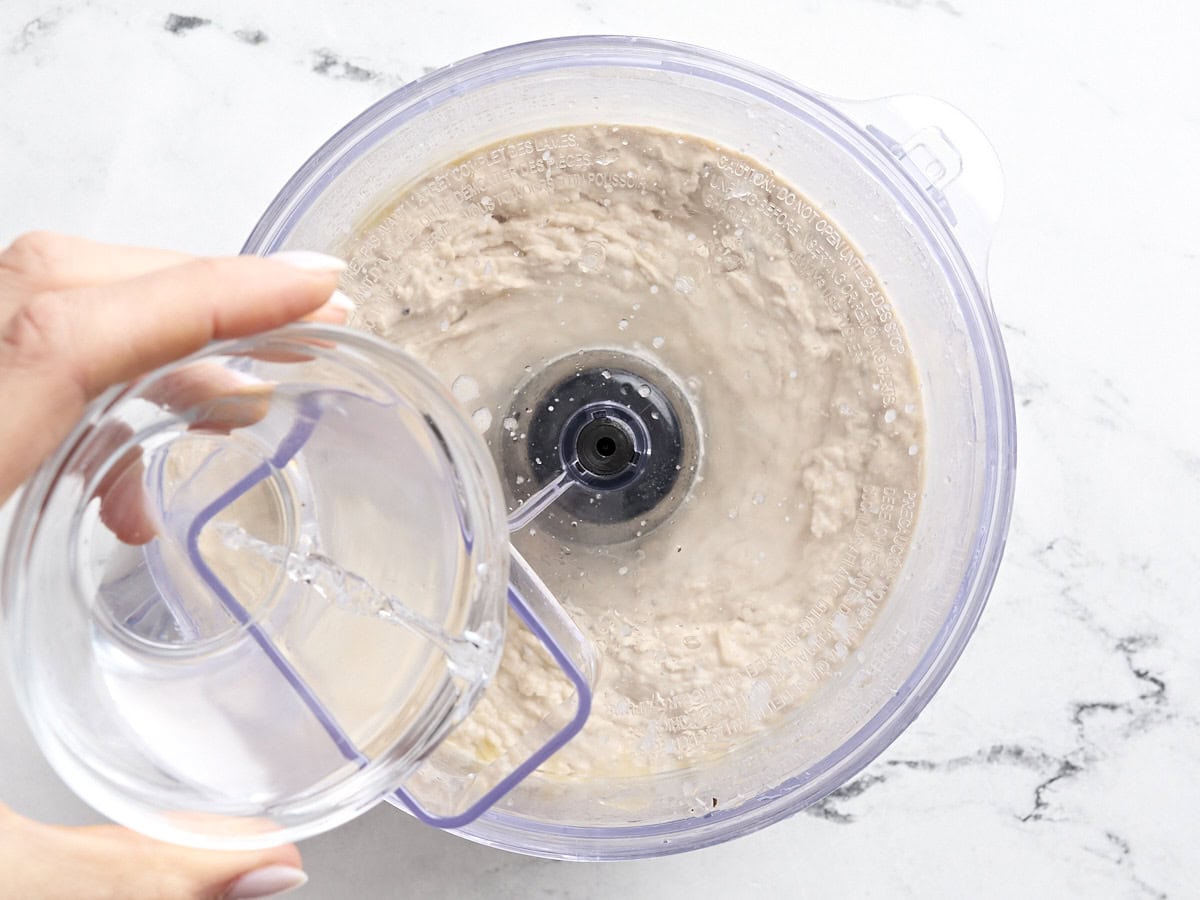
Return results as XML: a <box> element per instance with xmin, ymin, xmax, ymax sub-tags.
<box><xmin>0</xmin><ymin>325</ymin><xmax>597</xmax><ymax>849</ymax></box>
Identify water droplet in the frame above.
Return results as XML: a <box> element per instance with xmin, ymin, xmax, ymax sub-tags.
<box><xmin>752</xmin><ymin>492</ymin><xmax>765</xmax><ymax>505</ymax></box>
<box><xmin>601</xmin><ymin>369</ymin><xmax>612</xmax><ymax>379</ymax></box>
<box><xmin>674</xmin><ymin>275</ymin><xmax>695</xmax><ymax>295</ymax></box>
<box><xmin>883</xmin><ymin>409</ymin><xmax>897</xmax><ymax>423</ymax></box>
<box><xmin>649</xmin><ymin>284</ymin><xmax>659</xmax><ymax>294</ymax></box>
<box><xmin>637</xmin><ymin>385</ymin><xmax>651</xmax><ymax>398</ymax></box>
<box><xmin>652</xmin><ymin>336</ymin><xmax>666</xmax><ymax>349</ymax></box>
<box><xmin>618</xmin><ymin>318</ymin><xmax>629</xmax><ymax>331</ymax></box>
<box><xmin>618</xmin><ymin>566</ymin><xmax>629</xmax><ymax>576</ymax></box>
<box><xmin>789</xmin><ymin>370</ymin><xmax>798</xmax><ymax>379</ymax></box>
<box><xmin>908</xmin><ymin>444</ymin><xmax>919</xmax><ymax>456</ymax></box>
<box><xmin>683</xmin><ymin>635</ymin><xmax>702</xmax><ymax>650</ymax></box>
<box><xmin>503</xmin><ymin>416</ymin><xmax>519</xmax><ymax>432</ymax></box>
<box><xmin>515</xmin><ymin>475</ymin><xmax>526</xmax><ymax>485</ymax></box>
<box><xmin>452</xmin><ymin>375</ymin><xmax>479</xmax><ymax>402</ymax></box>
<box><xmin>472</xmin><ymin>408</ymin><xmax>493</xmax><ymax>432</ymax></box>
<box><xmin>579</xmin><ymin>241</ymin><xmax>606</xmax><ymax>273</ymax></box>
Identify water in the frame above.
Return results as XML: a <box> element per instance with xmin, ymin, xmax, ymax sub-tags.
<box><xmin>505</xmin><ymin>470</ymin><xmax>575</xmax><ymax>533</ymax></box>
<box><xmin>86</xmin><ymin>508</ymin><xmax>507</xmax><ymax>804</ymax></box>
<box><xmin>214</xmin><ymin>523</ymin><xmax>499</xmax><ymax>682</ymax></box>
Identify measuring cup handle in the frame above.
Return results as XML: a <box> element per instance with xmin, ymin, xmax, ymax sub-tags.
<box><xmin>833</xmin><ymin>94</ymin><xmax>1005</xmax><ymax>285</ymax></box>
<box><xmin>388</xmin><ymin>548</ymin><xmax>598</xmax><ymax>829</ymax></box>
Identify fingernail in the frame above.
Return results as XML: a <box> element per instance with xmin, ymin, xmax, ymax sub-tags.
<box><xmin>267</xmin><ymin>250</ymin><xmax>347</xmax><ymax>273</ymax></box>
<box><xmin>223</xmin><ymin>368</ymin><xmax>273</xmax><ymax>391</ymax></box>
<box><xmin>224</xmin><ymin>865</ymin><xmax>308</xmax><ymax>899</ymax></box>
<box><xmin>307</xmin><ymin>290</ymin><xmax>352</xmax><ymax>326</ymax></box>
<box><xmin>306</xmin><ymin>290</ymin><xmax>355</xmax><ymax>325</ymax></box>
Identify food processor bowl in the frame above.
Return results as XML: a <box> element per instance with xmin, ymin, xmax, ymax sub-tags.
<box><xmin>243</xmin><ymin>36</ymin><xmax>1016</xmax><ymax>859</ymax></box>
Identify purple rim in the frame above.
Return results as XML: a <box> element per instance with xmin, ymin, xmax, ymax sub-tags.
<box><xmin>175</xmin><ymin>388</ymin><xmax>593</xmax><ymax>830</ymax></box>
<box><xmin>242</xmin><ymin>35</ymin><xmax>1016</xmax><ymax>859</ymax></box>
<box><xmin>390</xmin><ymin>580</ymin><xmax>592</xmax><ymax>829</ymax></box>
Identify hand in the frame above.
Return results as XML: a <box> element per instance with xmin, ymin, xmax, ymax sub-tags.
<box><xmin>0</xmin><ymin>231</ymin><xmax>353</xmax><ymax>899</ymax></box>
<box><xmin>0</xmin><ymin>805</ymin><xmax>308</xmax><ymax>900</ymax></box>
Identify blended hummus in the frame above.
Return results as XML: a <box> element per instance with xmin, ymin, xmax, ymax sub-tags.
<box><xmin>341</xmin><ymin>125</ymin><xmax>923</xmax><ymax>779</ymax></box>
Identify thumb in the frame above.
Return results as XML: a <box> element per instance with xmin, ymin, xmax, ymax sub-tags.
<box><xmin>0</xmin><ymin>806</ymin><xmax>307</xmax><ymax>900</ymax></box>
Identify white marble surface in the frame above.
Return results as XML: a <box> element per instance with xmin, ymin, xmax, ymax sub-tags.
<box><xmin>1</xmin><ymin>1</ymin><xmax>1198</xmax><ymax>897</ymax></box>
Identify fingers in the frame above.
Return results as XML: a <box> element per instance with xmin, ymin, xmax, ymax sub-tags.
<box><xmin>153</xmin><ymin>364</ymin><xmax>277</xmax><ymax>433</ymax></box>
<box><xmin>0</xmin><ymin>234</ymin><xmax>355</xmax><ymax>320</ymax></box>
<box><xmin>0</xmin><ymin>809</ymin><xmax>306</xmax><ymax>900</ymax></box>
<box><xmin>50</xmin><ymin>254</ymin><xmax>344</xmax><ymax>394</ymax></box>
<box><xmin>0</xmin><ymin>231</ymin><xmax>193</xmax><ymax>292</ymax></box>
<box><xmin>84</xmin><ymin>367</ymin><xmax>278</xmax><ymax>545</ymax></box>
<box><xmin>81</xmin><ymin>423</ymin><xmax>159</xmax><ymax>546</ymax></box>
<box><xmin>0</xmin><ymin>252</ymin><xmax>347</xmax><ymax>505</ymax></box>
<box><xmin>97</xmin><ymin>826</ymin><xmax>307</xmax><ymax>900</ymax></box>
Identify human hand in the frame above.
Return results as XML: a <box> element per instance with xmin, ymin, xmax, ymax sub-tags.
<box><xmin>0</xmin><ymin>806</ymin><xmax>309</xmax><ymax>900</ymax></box>
<box><xmin>0</xmin><ymin>230</ymin><xmax>353</xmax><ymax>898</ymax></box>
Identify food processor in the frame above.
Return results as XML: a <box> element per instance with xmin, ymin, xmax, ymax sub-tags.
<box><xmin>2</xmin><ymin>36</ymin><xmax>1015</xmax><ymax>860</ymax></box>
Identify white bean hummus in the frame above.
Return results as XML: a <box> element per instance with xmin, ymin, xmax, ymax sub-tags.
<box><xmin>342</xmin><ymin>125</ymin><xmax>923</xmax><ymax>779</ymax></box>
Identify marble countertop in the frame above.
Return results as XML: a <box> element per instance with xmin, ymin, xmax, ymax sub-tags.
<box><xmin>1</xmin><ymin>1</ymin><xmax>1197</xmax><ymax>897</ymax></box>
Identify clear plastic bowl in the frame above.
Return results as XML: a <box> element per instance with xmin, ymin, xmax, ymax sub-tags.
<box><xmin>243</xmin><ymin>36</ymin><xmax>1016</xmax><ymax>859</ymax></box>
<box><xmin>0</xmin><ymin>328</ymin><xmax>514</xmax><ymax>848</ymax></box>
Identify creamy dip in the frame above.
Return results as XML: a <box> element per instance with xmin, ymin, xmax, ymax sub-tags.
<box><xmin>341</xmin><ymin>125</ymin><xmax>923</xmax><ymax>779</ymax></box>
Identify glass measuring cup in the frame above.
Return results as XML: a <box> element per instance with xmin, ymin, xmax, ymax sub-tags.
<box><xmin>0</xmin><ymin>325</ymin><xmax>596</xmax><ymax>848</ymax></box>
